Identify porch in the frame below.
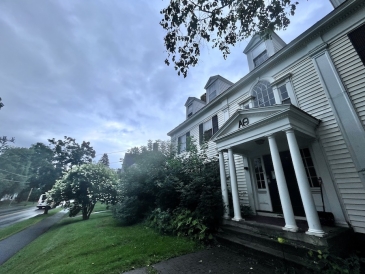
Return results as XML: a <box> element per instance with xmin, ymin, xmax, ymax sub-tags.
<box><xmin>216</xmin><ymin>215</ymin><xmax>353</xmax><ymax>269</ymax></box>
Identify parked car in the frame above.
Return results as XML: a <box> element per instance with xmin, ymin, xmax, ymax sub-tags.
<box><xmin>37</xmin><ymin>194</ymin><xmax>55</xmax><ymax>209</ymax></box>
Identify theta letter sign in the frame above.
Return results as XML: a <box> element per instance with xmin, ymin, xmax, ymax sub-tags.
<box><xmin>238</xmin><ymin>117</ymin><xmax>249</xmax><ymax>128</ymax></box>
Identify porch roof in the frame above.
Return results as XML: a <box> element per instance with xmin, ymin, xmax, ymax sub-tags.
<box><xmin>212</xmin><ymin>104</ymin><xmax>320</xmax><ymax>151</ymax></box>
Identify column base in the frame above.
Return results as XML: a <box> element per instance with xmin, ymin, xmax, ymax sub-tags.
<box><xmin>306</xmin><ymin>228</ymin><xmax>326</xmax><ymax>237</ymax></box>
<box><xmin>282</xmin><ymin>225</ymin><xmax>298</xmax><ymax>232</ymax></box>
<box><xmin>223</xmin><ymin>215</ymin><xmax>230</xmax><ymax>220</ymax></box>
<box><xmin>232</xmin><ymin>217</ymin><xmax>244</xmax><ymax>222</ymax></box>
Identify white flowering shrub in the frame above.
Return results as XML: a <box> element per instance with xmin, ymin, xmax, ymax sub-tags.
<box><xmin>48</xmin><ymin>163</ymin><xmax>118</xmax><ymax>220</ymax></box>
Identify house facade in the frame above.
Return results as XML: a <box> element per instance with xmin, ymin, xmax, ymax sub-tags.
<box><xmin>167</xmin><ymin>0</ymin><xmax>365</xmax><ymax>236</ymax></box>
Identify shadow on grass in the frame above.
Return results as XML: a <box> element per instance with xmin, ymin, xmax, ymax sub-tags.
<box><xmin>53</xmin><ymin>211</ymin><xmax>113</xmax><ymax>228</ymax></box>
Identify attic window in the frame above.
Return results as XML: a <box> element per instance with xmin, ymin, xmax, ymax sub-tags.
<box><xmin>209</xmin><ymin>89</ymin><xmax>217</xmax><ymax>102</ymax></box>
<box><xmin>187</xmin><ymin>104</ymin><xmax>193</xmax><ymax>117</ymax></box>
<box><xmin>253</xmin><ymin>50</ymin><xmax>268</xmax><ymax>67</ymax></box>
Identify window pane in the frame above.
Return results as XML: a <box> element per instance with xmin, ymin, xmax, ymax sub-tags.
<box><xmin>252</xmin><ymin>81</ymin><xmax>275</xmax><ymax>108</ymax></box>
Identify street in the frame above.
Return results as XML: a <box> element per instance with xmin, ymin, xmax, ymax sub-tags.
<box><xmin>0</xmin><ymin>206</ymin><xmax>43</xmax><ymax>228</ymax></box>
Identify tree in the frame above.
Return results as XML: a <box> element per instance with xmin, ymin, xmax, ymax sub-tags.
<box><xmin>48</xmin><ymin>136</ymin><xmax>96</xmax><ymax>172</ymax></box>
<box><xmin>98</xmin><ymin>153</ymin><xmax>110</xmax><ymax>167</ymax></box>
<box><xmin>0</xmin><ymin>136</ymin><xmax>15</xmax><ymax>154</ymax></box>
<box><xmin>0</xmin><ymin>97</ymin><xmax>4</xmax><ymax>109</ymax></box>
<box><xmin>0</xmin><ymin>147</ymin><xmax>32</xmax><ymax>198</ymax></box>
<box><xmin>48</xmin><ymin>164</ymin><xmax>119</xmax><ymax>220</ymax></box>
<box><xmin>27</xmin><ymin>143</ymin><xmax>61</xmax><ymax>192</ymax></box>
<box><xmin>161</xmin><ymin>0</ymin><xmax>299</xmax><ymax>77</ymax></box>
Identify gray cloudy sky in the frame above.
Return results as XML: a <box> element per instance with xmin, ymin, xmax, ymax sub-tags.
<box><xmin>0</xmin><ymin>1</ymin><xmax>333</xmax><ymax>168</ymax></box>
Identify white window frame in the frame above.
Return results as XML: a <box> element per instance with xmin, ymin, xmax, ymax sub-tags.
<box><xmin>271</xmin><ymin>74</ymin><xmax>298</xmax><ymax>106</ymax></box>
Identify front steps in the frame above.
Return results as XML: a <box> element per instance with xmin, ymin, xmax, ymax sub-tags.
<box><xmin>216</xmin><ymin>218</ymin><xmax>353</xmax><ymax>269</ymax></box>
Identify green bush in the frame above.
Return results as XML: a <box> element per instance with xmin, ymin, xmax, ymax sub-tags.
<box><xmin>171</xmin><ymin>209</ymin><xmax>213</xmax><ymax>242</ymax></box>
<box><xmin>113</xmin><ymin>139</ymin><xmax>224</xmax><ymax>240</ymax></box>
<box><xmin>112</xmin><ymin>196</ymin><xmax>147</xmax><ymax>226</ymax></box>
<box><xmin>147</xmin><ymin>208</ymin><xmax>173</xmax><ymax>234</ymax></box>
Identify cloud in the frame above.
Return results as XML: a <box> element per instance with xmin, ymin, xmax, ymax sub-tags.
<box><xmin>0</xmin><ymin>0</ymin><xmax>334</xmax><ymax>168</ymax></box>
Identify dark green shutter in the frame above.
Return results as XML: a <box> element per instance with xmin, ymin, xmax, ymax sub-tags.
<box><xmin>177</xmin><ymin>136</ymin><xmax>181</xmax><ymax>154</ymax></box>
<box><xmin>186</xmin><ymin>132</ymin><xmax>190</xmax><ymax>151</ymax></box>
<box><xmin>212</xmin><ymin>115</ymin><xmax>219</xmax><ymax>134</ymax></box>
<box><xmin>199</xmin><ymin>123</ymin><xmax>203</xmax><ymax>145</ymax></box>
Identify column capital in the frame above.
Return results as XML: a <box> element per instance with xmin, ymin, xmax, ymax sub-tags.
<box><xmin>284</xmin><ymin>128</ymin><xmax>294</xmax><ymax>134</ymax></box>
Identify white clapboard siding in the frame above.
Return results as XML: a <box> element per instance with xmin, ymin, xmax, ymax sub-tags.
<box><xmin>329</xmin><ymin>35</ymin><xmax>365</xmax><ymax>127</ymax></box>
<box><xmin>282</xmin><ymin>55</ymin><xmax>365</xmax><ymax>233</ymax></box>
<box><xmin>234</xmin><ymin>154</ymin><xmax>249</xmax><ymax>205</ymax></box>
<box><xmin>228</xmin><ymin>93</ymin><xmax>250</xmax><ymax>117</ymax></box>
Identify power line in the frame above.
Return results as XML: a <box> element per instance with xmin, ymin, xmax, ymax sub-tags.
<box><xmin>0</xmin><ymin>168</ymin><xmax>29</xmax><ymax>178</ymax></box>
<box><xmin>0</xmin><ymin>177</ymin><xmax>26</xmax><ymax>183</ymax></box>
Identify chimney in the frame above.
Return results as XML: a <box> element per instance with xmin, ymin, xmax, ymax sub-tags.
<box><xmin>200</xmin><ymin>93</ymin><xmax>206</xmax><ymax>102</ymax></box>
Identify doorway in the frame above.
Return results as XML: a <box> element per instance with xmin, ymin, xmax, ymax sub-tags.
<box><xmin>262</xmin><ymin>151</ymin><xmax>305</xmax><ymax>216</ymax></box>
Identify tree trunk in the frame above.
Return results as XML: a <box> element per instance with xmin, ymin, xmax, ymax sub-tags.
<box><xmin>82</xmin><ymin>206</ymin><xmax>88</xmax><ymax>220</ymax></box>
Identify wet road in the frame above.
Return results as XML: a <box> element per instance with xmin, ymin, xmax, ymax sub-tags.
<box><xmin>0</xmin><ymin>206</ymin><xmax>43</xmax><ymax>228</ymax></box>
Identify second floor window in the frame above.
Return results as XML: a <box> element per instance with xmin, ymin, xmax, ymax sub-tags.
<box><xmin>348</xmin><ymin>24</ymin><xmax>365</xmax><ymax>67</ymax></box>
<box><xmin>178</xmin><ymin>132</ymin><xmax>190</xmax><ymax>154</ymax></box>
<box><xmin>278</xmin><ymin>84</ymin><xmax>291</xmax><ymax>104</ymax></box>
<box><xmin>252</xmin><ymin>81</ymin><xmax>275</xmax><ymax>108</ymax></box>
<box><xmin>199</xmin><ymin>115</ymin><xmax>218</xmax><ymax>144</ymax></box>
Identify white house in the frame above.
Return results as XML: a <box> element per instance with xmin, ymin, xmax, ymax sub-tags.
<box><xmin>167</xmin><ymin>0</ymin><xmax>365</xmax><ymax>237</ymax></box>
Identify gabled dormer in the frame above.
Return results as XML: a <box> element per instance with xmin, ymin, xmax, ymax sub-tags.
<box><xmin>244</xmin><ymin>32</ymin><xmax>286</xmax><ymax>72</ymax></box>
<box><xmin>185</xmin><ymin>97</ymin><xmax>206</xmax><ymax>119</ymax></box>
<box><xmin>204</xmin><ymin>75</ymin><xmax>233</xmax><ymax>103</ymax></box>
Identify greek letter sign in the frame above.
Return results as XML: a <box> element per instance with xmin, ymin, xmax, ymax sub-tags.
<box><xmin>238</xmin><ymin>117</ymin><xmax>249</xmax><ymax>128</ymax></box>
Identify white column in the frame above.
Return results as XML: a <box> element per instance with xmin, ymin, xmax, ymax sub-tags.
<box><xmin>267</xmin><ymin>135</ymin><xmax>298</xmax><ymax>232</ymax></box>
<box><xmin>219</xmin><ymin>151</ymin><xmax>230</xmax><ymax>219</ymax></box>
<box><xmin>228</xmin><ymin>148</ymin><xmax>243</xmax><ymax>221</ymax></box>
<box><xmin>285</xmin><ymin>129</ymin><xmax>325</xmax><ymax>236</ymax></box>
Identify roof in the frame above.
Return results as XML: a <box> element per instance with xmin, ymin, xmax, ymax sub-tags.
<box><xmin>204</xmin><ymin>75</ymin><xmax>234</xmax><ymax>89</ymax></box>
<box><xmin>167</xmin><ymin>0</ymin><xmax>358</xmax><ymax>137</ymax></box>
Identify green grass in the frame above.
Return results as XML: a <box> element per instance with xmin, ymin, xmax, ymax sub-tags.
<box><xmin>0</xmin><ymin>207</ymin><xmax>62</xmax><ymax>241</ymax></box>
<box><xmin>0</xmin><ymin>212</ymin><xmax>202</xmax><ymax>274</ymax></box>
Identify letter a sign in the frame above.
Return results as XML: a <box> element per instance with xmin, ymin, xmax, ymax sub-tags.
<box><xmin>238</xmin><ymin>117</ymin><xmax>249</xmax><ymax>128</ymax></box>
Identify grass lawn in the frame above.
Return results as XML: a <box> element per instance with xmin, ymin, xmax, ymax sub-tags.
<box><xmin>0</xmin><ymin>207</ymin><xmax>62</xmax><ymax>241</ymax></box>
<box><xmin>0</xmin><ymin>211</ymin><xmax>203</xmax><ymax>274</ymax></box>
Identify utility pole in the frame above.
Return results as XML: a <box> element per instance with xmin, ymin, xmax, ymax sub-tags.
<box><xmin>26</xmin><ymin>188</ymin><xmax>33</xmax><ymax>203</ymax></box>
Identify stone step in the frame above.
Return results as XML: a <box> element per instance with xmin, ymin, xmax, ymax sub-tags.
<box><xmin>216</xmin><ymin>219</ymin><xmax>354</xmax><ymax>270</ymax></box>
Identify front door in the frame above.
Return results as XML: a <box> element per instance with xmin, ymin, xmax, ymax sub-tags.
<box><xmin>263</xmin><ymin>151</ymin><xmax>305</xmax><ymax>216</ymax></box>
<box><xmin>252</xmin><ymin>157</ymin><xmax>273</xmax><ymax>211</ymax></box>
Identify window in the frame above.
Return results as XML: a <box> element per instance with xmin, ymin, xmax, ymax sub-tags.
<box><xmin>300</xmin><ymin>148</ymin><xmax>320</xmax><ymax>188</ymax></box>
<box><xmin>199</xmin><ymin>115</ymin><xmax>218</xmax><ymax>144</ymax></box>
<box><xmin>252</xmin><ymin>81</ymin><xmax>276</xmax><ymax>108</ymax></box>
<box><xmin>348</xmin><ymin>24</ymin><xmax>365</xmax><ymax>66</ymax></box>
<box><xmin>209</xmin><ymin>89</ymin><xmax>217</xmax><ymax>102</ymax></box>
<box><xmin>253</xmin><ymin>50</ymin><xmax>268</xmax><ymax>67</ymax></box>
<box><xmin>187</xmin><ymin>104</ymin><xmax>193</xmax><ymax>117</ymax></box>
<box><xmin>178</xmin><ymin>132</ymin><xmax>190</xmax><ymax>154</ymax></box>
<box><xmin>253</xmin><ymin>157</ymin><xmax>266</xmax><ymax>189</ymax></box>
<box><xmin>278</xmin><ymin>84</ymin><xmax>291</xmax><ymax>104</ymax></box>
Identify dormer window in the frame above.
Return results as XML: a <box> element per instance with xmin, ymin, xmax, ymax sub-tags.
<box><xmin>187</xmin><ymin>104</ymin><xmax>193</xmax><ymax>117</ymax></box>
<box><xmin>209</xmin><ymin>89</ymin><xmax>217</xmax><ymax>102</ymax></box>
<box><xmin>253</xmin><ymin>50</ymin><xmax>268</xmax><ymax>67</ymax></box>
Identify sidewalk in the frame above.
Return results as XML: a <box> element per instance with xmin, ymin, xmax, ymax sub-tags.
<box><xmin>0</xmin><ymin>210</ymin><xmax>67</xmax><ymax>265</ymax></box>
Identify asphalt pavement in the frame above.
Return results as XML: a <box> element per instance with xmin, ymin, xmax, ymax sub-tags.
<box><xmin>0</xmin><ymin>210</ymin><xmax>67</xmax><ymax>265</ymax></box>
<box><xmin>124</xmin><ymin>246</ymin><xmax>273</xmax><ymax>274</ymax></box>
<box><xmin>0</xmin><ymin>206</ymin><xmax>43</xmax><ymax>228</ymax></box>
